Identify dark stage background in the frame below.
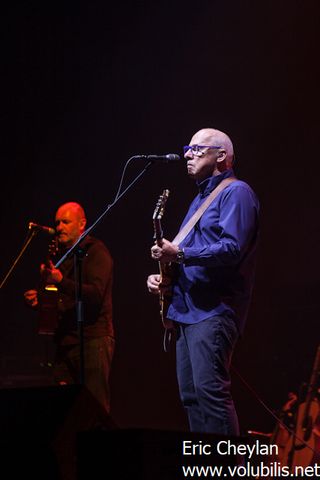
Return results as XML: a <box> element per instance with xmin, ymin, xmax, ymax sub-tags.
<box><xmin>1</xmin><ymin>0</ymin><xmax>319</xmax><ymax>437</ymax></box>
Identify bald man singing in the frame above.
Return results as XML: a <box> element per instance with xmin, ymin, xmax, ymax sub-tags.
<box><xmin>147</xmin><ymin>128</ymin><xmax>259</xmax><ymax>436</ymax></box>
<box><xmin>24</xmin><ymin>202</ymin><xmax>114</xmax><ymax>414</ymax></box>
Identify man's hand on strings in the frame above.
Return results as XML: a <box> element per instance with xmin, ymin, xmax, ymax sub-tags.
<box><xmin>150</xmin><ymin>238</ymin><xmax>179</xmax><ymax>263</ymax></box>
<box><xmin>40</xmin><ymin>260</ymin><xmax>63</xmax><ymax>284</ymax></box>
<box><xmin>147</xmin><ymin>273</ymin><xmax>172</xmax><ymax>295</ymax></box>
<box><xmin>147</xmin><ymin>274</ymin><xmax>161</xmax><ymax>294</ymax></box>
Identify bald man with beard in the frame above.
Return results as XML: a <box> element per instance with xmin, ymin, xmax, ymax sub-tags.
<box><xmin>147</xmin><ymin>128</ymin><xmax>259</xmax><ymax>436</ymax></box>
<box><xmin>24</xmin><ymin>202</ymin><xmax>114</xmax><ymax>414</ymax></box>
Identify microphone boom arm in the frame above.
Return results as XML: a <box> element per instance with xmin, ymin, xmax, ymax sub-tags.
<box><xmin>0</xmin><ymin>228</ymin><xmax>39</xmax><ymax>289</ymax></box>
<box><xmin>55</xmin><ymin>159</ymin><xmax>154</xmax><ymax>268</ymax></box>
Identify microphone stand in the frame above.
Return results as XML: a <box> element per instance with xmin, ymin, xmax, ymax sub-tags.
<box><xmin>0</xmin><ymin>228</ymin><xmax>39</xmax><ymax>290</ymax></box>
<box><xmin>54</xmin><ymin>159</ymin><xmax>154</xmax><ymax>385</ymax></box>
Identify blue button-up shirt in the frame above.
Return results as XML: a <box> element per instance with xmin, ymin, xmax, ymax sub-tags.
<box><xmin>166</xmin><ymin>169</ymin><xmax>259</xmax><ymax>334</ymax></box>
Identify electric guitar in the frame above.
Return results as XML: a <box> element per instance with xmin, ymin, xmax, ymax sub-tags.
<box><xmin>38</xmin><ymin>237</ymin><xmax>59</xmax><ymax>335</ymax></box>
<box><xmin>152</xmin><ymin>189</ymin><xmax>174</xmax><ymax>330</ymax></box>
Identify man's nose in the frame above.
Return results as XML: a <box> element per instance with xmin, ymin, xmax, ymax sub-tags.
<box><xmin>184</xmin><ymin>150</ymin><xmax>193</xmax><ymax>160</ymax></box>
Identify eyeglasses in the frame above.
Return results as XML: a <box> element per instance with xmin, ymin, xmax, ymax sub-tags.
<box><xmin>183</xmin><ymin>145</ymin><xmax>222</xmax><ymax>157</ymax></box>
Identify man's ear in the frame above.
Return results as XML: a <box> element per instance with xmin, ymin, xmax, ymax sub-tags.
<box><xmin>80</xmin><ymin>218</ymin><xmax>87</xmax><ymax>230</ymax></box>
<box><xmin>216</xmin><ymin>149</ymin><xmax>227</xmax><ymax>163</ymax></box>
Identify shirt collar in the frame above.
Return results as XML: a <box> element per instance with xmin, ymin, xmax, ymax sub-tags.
<box><xmin>197</xmin><ymin>169</ymin><xmax>235</xmax><ymax>197</ymax></box>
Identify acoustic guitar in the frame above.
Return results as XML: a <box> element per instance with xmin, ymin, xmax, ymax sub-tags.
<box><xmin>152</xmin><ymin>189</ymin><xmax>174</xmax><ymax>330</ymax></box>
<box><xmin>281</xmin><ymin>345</ymin><xmax>320</xmax><ymax>470</ymax></box>
<box><xmin>267</xmin><ymin>392</ymin><xmax>298</xmax><ymax>465</ymax></box>
<box><xmin>38</xmin><ymin>237</ymin><xmax>59</xmax><ymax>335</ymax></box>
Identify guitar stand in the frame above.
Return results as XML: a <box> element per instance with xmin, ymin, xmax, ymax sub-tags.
<box><xmin>285</xmin><ymin>382</ymin><xmax>306</xmax><ymax>472</ymax></box>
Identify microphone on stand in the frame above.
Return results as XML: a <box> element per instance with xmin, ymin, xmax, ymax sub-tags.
<box><xmin>28</xmin><ymin>222</ymin><xmax>56</xmax><ymax>235</ymax></box>
<box><xmin>131</xmin><ymin>153</ymin><xmax>180</xmax><ymax>162</ymax></box>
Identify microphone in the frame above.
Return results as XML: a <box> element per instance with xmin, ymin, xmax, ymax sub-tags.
<box><xmin>28</xmin><ymin>222</ymin><xmax>56</xmax><ymax>235</ymax></box>
<box><xmin>132</xmin><ymin>153</ymin><xmax>180</xmax><ymax>162</ymax></box>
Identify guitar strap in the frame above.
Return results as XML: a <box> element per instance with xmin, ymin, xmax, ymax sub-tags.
<box><xmin>172</xmin><ymin>176</ymin><xmax>237</xmax><ymax>246</ymax></box>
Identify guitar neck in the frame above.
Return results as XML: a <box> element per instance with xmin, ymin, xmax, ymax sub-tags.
<box><xmin>152</xmin><ymin>188</ymin><xmax>173</xmax><ymax>333</ymax></box>
<box><xmin>301</xmin><ymin>345</ymin><xmax>320</xmax><ymax>429</ymax></box>
<box><xmin>305</xmin><ymin>345</ymin><xmax>320</xmax><ymax>402</ymax></box>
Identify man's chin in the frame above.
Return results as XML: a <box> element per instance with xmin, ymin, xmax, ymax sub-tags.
<box><xmin>58</xmin><ymin>238</ymin><xmax>70</xmax><ymax>248</ymax></box>
<box><xmin>187</xmin><ymin>170</ymin><xmax>198</xmax><ymax>180</ymax></box>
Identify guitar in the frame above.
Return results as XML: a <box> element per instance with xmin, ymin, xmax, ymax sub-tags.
<box><xmin>281</xmin><ymin>345</ymin><xmax>320</xmax><ymax>470</ymax></box>
<box><xmin>152</xmin><ymin>189</ymin><xmax>174</xmax><ymax>330</ymax></box>
<box><xmin>38</xmin><ymin>237</ymin><xmax>59</xmax><ymax>335</ymax></box>
<box><xmin>268</xmin><ymin>392</ymin><xmax>298</xmax><ymax>465</ymax></box>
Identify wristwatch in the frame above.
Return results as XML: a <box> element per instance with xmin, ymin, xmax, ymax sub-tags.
<box><xmin>176</xmin><ymin>248</ymin><xmax>185</xmax><ymax>264</ymax></box>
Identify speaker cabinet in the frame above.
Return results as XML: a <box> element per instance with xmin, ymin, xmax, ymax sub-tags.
<box><xmin>0</xmin><ymin>384</ymin><xmax>116</xmax><ymax>480</ymax></box>
<box><xmin>77</xmin><ymin>428</ymin><xmax>241</xmax><ymax>480</ymax></box>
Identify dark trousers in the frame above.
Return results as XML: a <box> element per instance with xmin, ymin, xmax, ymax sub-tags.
<box><xmin>176</xmin><ymin>315</ymin><xmax>239</xmax><ymax>435</ymax></box>
<box><xmin>53</xmin><ymin>336</ymin><xmax>115</xmax><ymax>414</ymax></box>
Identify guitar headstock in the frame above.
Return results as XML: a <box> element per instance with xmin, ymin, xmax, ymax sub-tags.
<box><xmin>153</xmin><ymin>189</ymin><xmax>170</xmax><ymax>242</ymax></box>
<box><xmin>153</xmin><ymin>189</ymin><xmax>170</xmax><ymax>220</ymax></box>
<box><xmin>48</xmin><ymin>236</ymin><xmax>59</xmax><ymax>260</ymax></box>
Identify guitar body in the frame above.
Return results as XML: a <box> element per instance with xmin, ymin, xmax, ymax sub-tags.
<box><xmin>269</xmin><ymin>392</ymin><xmax>297</xmax><ymax>465</ymax></box>
<box><xmin>281</xmin><ymin>345</ymin><xmax>320</xmax><ymax>471</ymax></box>
<box><xmin>38</xmin><ymin>238</ymin><xmax>59</xmax><ymax>335</ymax></box>
<box><xmin>38</xmin><ymin>284</ymin><xmax>59</xmax><ymax>335</ymax></box>
<box><xmin>158</xmin><ymin>261</ymin><xmax>175</xmax><ymax>329</ymax></box>
<box><xmin>281</xmin><ymin>399</ymin><xmax>319</xmax><ymax>469</ymax></box>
